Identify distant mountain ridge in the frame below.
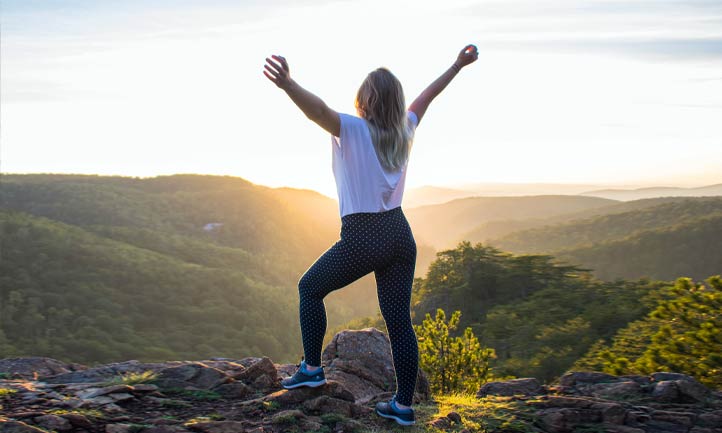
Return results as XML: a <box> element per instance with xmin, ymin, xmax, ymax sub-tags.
<box><xmin>580</xmin><ymin>183</ymin><xmax>722</xmax><ymax>201</ymax></box>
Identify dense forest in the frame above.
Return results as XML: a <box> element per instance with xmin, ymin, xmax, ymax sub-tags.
<box><xmin>1</xmin><ymin>174</ymin><xmax>720</xmax><ymax>388</ymax></box>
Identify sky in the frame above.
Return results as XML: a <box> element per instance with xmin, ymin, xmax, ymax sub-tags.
<box><xmin>2</xmin><ymin>0</ymin><xmax>722</xmax><ymax>198</ymax></box>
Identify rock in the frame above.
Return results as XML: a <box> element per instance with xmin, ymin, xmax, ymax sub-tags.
<box><xmin>102</xmin><ymin>403</ymin><xmax>127</xmax><ymax>414</ymax></box>
<box><xmin>42</xmin><ymin>360</ymin><xmax>181</xmax><ymax>384</ymax></box>
<box><xmin>138</xmin><ymin>427</ymin><xmax>189</xmax><ymax>433</ymax></box>
<box><xmin>58</xmin><ymin>413</ymin><xmax>93</xmax><ymax>430</ymax></box>
<box><xmin>537</xmin><ymin>407</ymin><xmax>602</xmax><ymax>432</ymax></box>
<box><xmin>253</xmin><ymin>380</ymin><xmax>355</xmax><ymax>407</ymax></box>
<box><xmin>558</xmin><ymin>371</ymin><xmax>620</xmax><ymax>387</ymax></box>
<box><xmin>185</xmin><ymin>421</ymin><xmax>247</xmax><ymax>433</ymax></box>
<box><xmin>153</xmin><ymin>363</ymin><xmax>231</xmax><ymax>391</ymax></box>
<box><xmin>31</xmin><ymin>415</ymin><xmax>73</xmax><ymax>431</ymax></box>
<box><xmin>0</xmin><ymin>357</ymin><xmax>86</xmax><ymax>380</ymax></box>
<box><xmin>131</xmin><ymin>384</ymin><xmax>159</xmax><ymax>393</ymax></box>
<box><xmin>590</xmin><ymin>402</ymin><xmax>626</xmax><ymax>424</ymax></box>
<box><xmin>109</xmin><ymin>392</ymin><xmax>135</xmax><ymax>402</ymax></box>
<box><xmin>651</xmin><ymin>372</ymin><xmax>698</xmax><ymax>382</ymax></box>
<box><xmin>587</xmin><ymin>381</ymin><xmax>643</xmax><ymax>400</ymax></box>
<box><xmin>476</xmin><ymin>377</ymin><xmax>543</xmax><ymax>397</ymax></box>
<box><xmin>77</xmin><ymin>384</ymin><xmax>134</xmax><ymax>399</ymax></box>
<box><xmin>650</xmin><ymin>410</ymin><xmax>697</xmax><ymax>427</ymax></box>
<box><xmin>0</xmin><ymin>420</ymin><xmax>48</xmax><ymax>433</ymax></box>
<box><xmin>270</xmin><ymin>409</ymin><xmax>305</xmax><ymax>424</ymax></box>
<box><xmin>321</xmin><ymin>327</ymin><xmax>431</xmax><ymax>404</ymax></box>
<box><xmin>81</xmin><ymin>395</ymin><xmax>116</xmax><ymax>406</ymax></box>
<box><xmin>232</xmin><ymin>357</ymin><xmax>278</xmax><ymax>388</ymax></box>
<box><xmin>212</xmin><ymin>381</ymin><xmax>252</xmax><ymax>399</ymax></box>
<box><xmin>302</xmin><ymin>395</ymin><xmax>370</xmax><ymax>417</ymax></box>
<box><xmin>446</xmin><ymin>411</ymin><xmax>462</xmax><ymax>424</ymax></box>
<box><xmin>652</xmin><ymin>380</ymin><xmax>680</xmax><ymax>402</ymax></box>
<box><xmin>676</xmin><ymin>378</ymin><xmax>711</xmax><ymax>403</ymax></box>
<box><xmin>105</xmin><ymin>423</ymin><xmax>132</xmax><ymax>433</ymax></box>
<box><xmin>428</xmin><ymin>417</ymin><xmax>451</xmax><ymax>429</ymax></box>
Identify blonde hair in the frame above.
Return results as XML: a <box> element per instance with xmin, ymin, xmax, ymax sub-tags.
<box><xmin>355</xmin><ymin>67</ymin><xmax>414</xmax><ymax>172</ymax></box>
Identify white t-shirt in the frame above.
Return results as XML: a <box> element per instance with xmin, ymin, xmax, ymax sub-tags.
<box><xmin>331</xmin><ymin>111</ymin><xmax>419</xmax><ymax>217</ymax></box>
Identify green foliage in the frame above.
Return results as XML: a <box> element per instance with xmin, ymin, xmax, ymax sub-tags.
<box><xmin>493</xmin><ymin>198</ymin><xmax>722</xmax><ymax>281</ymax></box>
<box><xmin>415</xmin><ymin>308</ymin><xmax>496</xmax><ymax>394</ymax></box>
<box><xmin>0</xmin><ymin>388</ymin><xmax>17</xmax><ymax>399</ymax></box>
<box><xmin>576</xmin><ymin>276</ymin><xmax>722</xmax><ymax>388</ymax></box>
<box><xmin>407</xmin><ymin>241</ymin><xmax>665</xmax><ymax>383</ymax></box>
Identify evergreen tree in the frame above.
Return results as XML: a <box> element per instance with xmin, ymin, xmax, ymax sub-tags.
<box><xmin>414</xmin><ymin>308</ymin><xmax>496</xmax><ymax>394</ymax></box>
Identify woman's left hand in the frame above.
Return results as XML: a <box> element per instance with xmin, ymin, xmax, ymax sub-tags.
<box><xmin>264</xmin><ymin>55</ymin><xmax>292</xmax><ymax>90</ymax></box>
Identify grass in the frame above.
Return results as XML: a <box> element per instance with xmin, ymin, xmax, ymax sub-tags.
<box><xmin>357</xmin><ymin>391</ymin><xmax>544</xmax><ymax>433</ymax></box>
<box><xmin>0</xmin><ymin>373</ymin><xmax>10</xmax><ymax>379</ymax></box>
<box><xmin>0</xmin><ymin>388</ymin><xmax>18</xmax><ymax>399</ymax></box>
<box><xmin>263</xmin><ymin>400</ymin><xmax>281</xmax><ymax>412</ymax></box>
<box><xmin>47</xmin><ymin>408</ymin><xmax>104</xmax><ymax>418</ymax></box>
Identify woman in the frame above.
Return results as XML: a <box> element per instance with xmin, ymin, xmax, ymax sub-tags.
<box><xmin>263</xmin><ymin>44</ymin><xmax>478</xmax><ymax>426</ymax></box>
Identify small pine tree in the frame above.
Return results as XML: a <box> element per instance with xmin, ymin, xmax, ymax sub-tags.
<box><xmin>415</xmin><ymin>308</ymin><xmax>496</xmax><ymax>394</ymax></box>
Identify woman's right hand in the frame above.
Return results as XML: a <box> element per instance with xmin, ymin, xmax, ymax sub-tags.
<box><xmin>454</xmin><ymin>44</ymin><xmax>479</xmax><ymax>69</ymax></box>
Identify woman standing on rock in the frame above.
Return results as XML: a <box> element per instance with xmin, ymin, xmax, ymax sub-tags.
<box><xmin>263</xmin><ymin>44</ymin><xmax>478</xmax><ymax>426</ymax></box>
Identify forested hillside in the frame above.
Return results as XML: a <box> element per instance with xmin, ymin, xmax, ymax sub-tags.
<box><xmin>491</xmin><ymin>197</ymin><xmax>722</xmax><ymax>280</ymax></box>
<box><xmin>0</xmin><ymin>174</ymin><xmax>410</xmax><ymax>364</ymax></box>
<box><xmin>404</xmin><ymin>195</ymin><xmax>616</xmax><ymax>250</ymax></box>
<box><xmin>0</xmin><ymin>209</ymin><xmax>297</xmax><ymax>364</ymax></box>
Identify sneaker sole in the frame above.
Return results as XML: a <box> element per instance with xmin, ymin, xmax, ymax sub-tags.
<box><xmin>281</xmin><ymin>379</ymin><xmax>327</xmax><ymax>389</ymax></box>
<box><xmin>375</xmin><ymin>409</ymin><xmax>415</xmax><ymax>426</ymax></box>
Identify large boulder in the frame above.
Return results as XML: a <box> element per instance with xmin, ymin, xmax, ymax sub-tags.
<box><xmin>320</xmin><ymin>327</ymin><xmax>430</xmax><ymax>404</ymax></box>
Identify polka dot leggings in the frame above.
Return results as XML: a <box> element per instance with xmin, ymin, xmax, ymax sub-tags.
<box><xmin>297</xmin><ymin>205</ymin><xmax>418</xmax><ymax>406</ymax></box>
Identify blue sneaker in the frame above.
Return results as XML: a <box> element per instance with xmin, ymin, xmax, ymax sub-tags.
<box><xmin>281</xmin><ymin>359</ymin><xmax>327</xmax><ymax>389</ymax></box>
<box><xmin>375</xmin><ymin>395</ymin><xmax>415</xmax><ymax>426</ymax></box>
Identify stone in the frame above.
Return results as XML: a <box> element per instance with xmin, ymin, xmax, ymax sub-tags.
<box><xmin>0</xmin><ymin>357</ymin><xmax>87</xmax><ymax>380</ymax></box>
<box><xmin>321</xmin><ymin>327</ymin><xmax>431</xmax><ymax>403</ymax></box>
<box><xmin>131</xmin><ymin>384</ymin><xmax>159</xmax><ymax>392</ymax></box>
<box><xmin>650</xmin><ymin>410</ymin><xmax>697</xmax><ymax>427</ymax></box>
<box><xmin>233</xmin><ymin>357</ymin><xmax>278</xmax><ymax>387</ymax></box>
<box><xmin>446</xmin><ymin>411</ymin><xmax>462</xmax><ymax>424</ymax></box>
<box><xmin>558</xmin><ymin>371</ymin><xmax>620</xmax><ymax>387</ymax></box>
<box><xmin>212</xmin><ymin>381</ymin><xmax>252</xmax><ymax>399</ymax></box>
<box><xmin>476</xmin><ymin>377</ymin><xmax>542</xmax><ymax>397</ymax></box>
<box><xmin>676</xmin><ymin>379</ymin><xmax>711</xmax><ymax>403</ymax></box>
<box><xmin>651</xmin><ymin>372</ymin><xmax>698</xmax><ymax>382</ymax></box>
<box><xmin>185</xmin><ymin>421</ymin><xmax>247</xmax><ymax>433</ymax></box>
<box><xmin>652</xmin><ymin>380</ymin><xmax>680</xmax><ymax>402</ymax></box>
<box><xmin>105</xmin><ymin>423</ymin><xmax>132</xmax><ymax>433</ymax></box>
<box><xmin>154</xmin><ymin>363</ymin><xmax>231</xmax><ymax>391</ymax></box>
<box><xmin>270</xmin><ymin>409</ymin><xmax>305</xmax><ymax>424</ymax></box>
<box><xmin>58</xmin><ymin>413</ymin><xmax>93</xmax><ymax>430</ymax></box>
<box><xmin>109</xmin><ymin>392</ymin><xmax>135</xmax><ymax>402</ymax></box>
<box><xmin>31</xmin><ymin>415</ymin><xmax>73</xmax><ymax>431</ymax></box>
<box><xmin>0</xmin><ymin>420</ymin><xmax>48</xmax><ymax>433</ymax></box>
<box><xmin>77</xmin><ymin>385</ymin><xmax>134</xmax><ymax>399</ymax></box>
<box><xmin>81</xmin><ymin>395</ymin><xmax>116</xmax><ymax>406</ymax></box>
<box><xmin>588</xmin><ymin>381</ymin><xmax>644</xmax><ymax>400</ymax></box>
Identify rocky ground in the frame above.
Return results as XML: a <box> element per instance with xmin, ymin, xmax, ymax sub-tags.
<box><xmin>1</xmin><ymin>328</ymin><xmax>721</xmax><ymax>433</ymax></box>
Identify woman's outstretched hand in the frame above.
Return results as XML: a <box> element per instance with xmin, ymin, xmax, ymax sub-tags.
<box><xmin>454</xmin><ymin>44</ymin><xmax>479</xmax><ymax>69</ymax></box>
<box><xmin>263</xmin><ymin>55</ymin><xmax>292</xmax><ymax>90</ymax></box>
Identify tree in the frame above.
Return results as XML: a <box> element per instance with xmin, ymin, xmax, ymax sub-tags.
<box><xmin>635</xmin><ymin>276</ymin><xmax>722</xmax><ymax>388</ymax></box>
<box><xmin>414</xmin><ymin>308</ymin><xmax>496</xmax><ymax>394</ymax></box>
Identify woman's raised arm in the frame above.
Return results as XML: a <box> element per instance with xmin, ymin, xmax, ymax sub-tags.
<box><xmin>408</xmin><ymin>44</ymin><xmax>478</xmax><ymax>126</ymax></box>
<box><xmin>264</xmin><ymin>55</ymin><xmax>340</xmax><ymax>137</ymax></box>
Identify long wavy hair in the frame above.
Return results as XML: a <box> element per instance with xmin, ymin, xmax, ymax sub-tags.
<box><xmin>355</xmin><ymin>67</ymin><xmax>414</xmax><ymax>172</ymax></box>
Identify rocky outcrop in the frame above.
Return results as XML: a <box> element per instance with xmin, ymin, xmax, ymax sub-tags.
<box><xmin>320</xmin><ymin>327</ymin><xmax>431</xmax><ymax>404</ymax></box>
<box><xmin>1</xmin><ymin>329</ymin><xmax>720</xmax><ymax>433</ymax></box>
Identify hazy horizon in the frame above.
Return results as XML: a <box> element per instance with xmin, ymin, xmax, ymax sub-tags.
<box><xmin>2</xmin><ymin>0</ymin><xmax>722</xmax><ymax>199</ymax></box>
